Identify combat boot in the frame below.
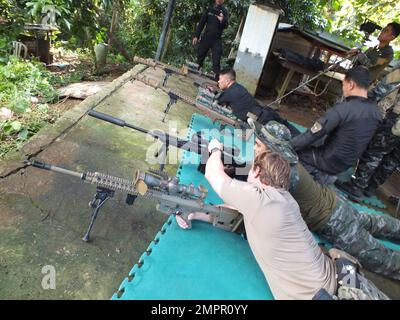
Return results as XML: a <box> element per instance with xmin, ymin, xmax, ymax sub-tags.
<box><xmin>362</xmin><ymin>186</ymin><xmax>377</xmax><ymax>198</ymax></box>
<box><xmin>334</xmin><ymin>180</ymin><xmax>364</xmax><ymax>202</ymax></box>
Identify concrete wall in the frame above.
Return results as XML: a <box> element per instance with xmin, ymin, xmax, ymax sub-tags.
<box><xmin>233</xmin><ymin>4</ymin><xmax>281</xmax><ymax>95</ymax></box>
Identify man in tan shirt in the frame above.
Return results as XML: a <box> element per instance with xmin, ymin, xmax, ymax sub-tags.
<box><xmin>178</xmin><ymin>139</ymin><xmax>337</xmax><ymax>299</ymax></box>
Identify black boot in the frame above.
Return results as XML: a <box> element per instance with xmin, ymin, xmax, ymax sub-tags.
<box><xmin>334</xmin><ymin>180</ymin><xmax>364</xmax><ymax>202</ymax></box>
<box><xmin>362</xmin><ymin>186</ymin><xmax>377</xmax><ymax>198</ymax></box>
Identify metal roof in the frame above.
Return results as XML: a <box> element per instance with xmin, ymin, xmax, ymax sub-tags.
<box><xmin>278</xmin><ymin>23</ymin><xmax>351</xmax><ymax>53</ymax></box>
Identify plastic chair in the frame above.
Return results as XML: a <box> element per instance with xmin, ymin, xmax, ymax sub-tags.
<box><xmin>11</xmin><ymin>41</ymin><xmax>28</xmax><ymax>59</ymax></box>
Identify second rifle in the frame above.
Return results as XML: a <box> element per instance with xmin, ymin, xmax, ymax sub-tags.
<box><xmin>87</xmin><ymin>110</ymin><xmax>244</xmax><ymax>172</ymax></box>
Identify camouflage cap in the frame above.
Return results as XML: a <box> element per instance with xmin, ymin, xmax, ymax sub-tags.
<box><xmin>247</xmin><ymin>118</ymin><xmax>298</xmax><ymax>164</ymax></box>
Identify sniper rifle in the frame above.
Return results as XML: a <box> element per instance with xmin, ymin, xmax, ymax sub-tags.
<box><xmin>25</xmin><ymin>160</ymin><xmax>242</xmax><ymax>242</ymax></box>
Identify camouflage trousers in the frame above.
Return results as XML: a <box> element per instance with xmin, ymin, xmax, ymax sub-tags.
<box><xmin>337</xmin><ymin>275</ymin><xmax>390</xmax><ymax>300</ymax></box>
<box><xmin>319</xmin><ymin>195</ymin><xmax>400</xmax><ymax>280</ymax></box>
<box><xmin>352</xmin><ymin>110</ymin><xmax>400</xmax><ymax>191</ymax></box>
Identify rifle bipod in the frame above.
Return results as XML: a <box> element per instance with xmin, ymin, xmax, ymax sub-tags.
<box><xmin>162</xmin><ymin>91</ymin><xmax>179</xmax><ymax>122</ymax></box>
<box><xmin>162</xmin><ymin>68</ymin><xmax>174</xmax><ymax>87</ymax></box>
<box><xmin>154</xmin><ymin>140</ymin><xmax>170</xmax><ymax>172</ymax></box>
<box><xmin>82</xmin><ymin>187</ymin><xmax>138</xmax><ymax>242</ymax></box>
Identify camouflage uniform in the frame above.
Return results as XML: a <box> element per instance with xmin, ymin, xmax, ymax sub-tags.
<box><xmin>369</xmin><ymin>80</ymin><xmax>400</xmax><ymax>109</ymax></box>
<box><xmin>319</xmin><ymin>194</ymin><xmax>400</xmax><ymax>280</ymax></box>
<box><xmin>355</xmin><ymin>45</ymin><xmax>394</xmax><ymax>82</ymax></box>
<box><xmin>338</xmin><ymin>275</ymin><xmax>390</xmax><ymax>300</ymax></box>
<box><xmin>350</xmin><ymin>107</ymin><xmax>400</xmax><ymax>192</ymax></box>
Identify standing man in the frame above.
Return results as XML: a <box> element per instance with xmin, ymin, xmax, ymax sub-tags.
<box><xmin>193</xmin><ymin>0</ymin><xmax>229</xmax><ymax>80</ymax></box>
<box><xmin>351</xmin><ymin>22</ymin><xmax>400</xmax><ymax>82</ymax></box>
<box><xmin>335</xmin><ymin>67</ymin><xmax>400</xmax><ymax>201</ymax></box>
<box><xmin>290</xmin><ymin>66</ymin><xmax>381</xmax><ymax>185</ymax></box>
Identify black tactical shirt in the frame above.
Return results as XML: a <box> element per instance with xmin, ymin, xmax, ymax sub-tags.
<box><xmin>195</xmin><ymin>4</ymin><xmax>229</xmax><ymax>40</ymax></box>
<box><xmin>291</xmin><ymin>96</ymin><xmax>382</xmax><ymax>174</ymax></box>
<box><xmin>216</xmin><ymin>82</ymin><xmax>262</xmax><ymax>121</ymax></box>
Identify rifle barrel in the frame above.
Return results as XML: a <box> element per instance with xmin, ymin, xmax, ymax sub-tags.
<box><xmin>28</xmin><ymin>160</ymin><xmax>84</xmax><ymax>179</ymax></box>
<box><xmin>88</xmin><ymin>110</ymin><xmax>240</xmax><ymax>158</ymax></box>
<box><xmin>88</xmin><ymin>110</ymin><xmax>149</xmax><ymax>135</ymax></box>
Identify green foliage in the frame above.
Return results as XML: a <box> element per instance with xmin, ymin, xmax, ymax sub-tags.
<box><xmin>0</xmin><ymin>0</ymin><xmax>27</xmax><ymax>63</ymax></box>
<box><xmin>1</xmin><ymin>0</ymin><xmax>329</xmax><ymax>67</ymax></box>
<box><xmin>49</xmin><ymin>67</ymin><xmax>84</xmax><ymax>86</ymax></box>
<box><xmin>116</xmin><ymin>0</ymin><xmax>163</xmax><ymax>59</ymax></box>
<box><xmin>116</xmin><ymin>0</ymin><xmax>251</xmax><ymax>67</ymax></box>
<box><xmin>0</xmin><ymin>56</ymin><xmax>58</xmax><ymax>113</ymax></box>
<box><xmin>275</xmin><ymin>0</ymin><xmax>327</xmax><ymax>30</ymax></box>
<box><xmin>25</xmin><ymin>0</ymin><xmax>72</xmax><ymax>28</ymax></box>
<box><xmin>116</xmin><ymin>0</ymin><xmax>326</xmax><ymax>68</ymax></box>
<box><xmin>322</xmin><ymin>0</ymin><xmax>400</xmax><ymax>47</ymax></box>
<box><xmin>0</xmin><ymin>103</ymin><xmax>59</xmax><ymax>158</ymax></box>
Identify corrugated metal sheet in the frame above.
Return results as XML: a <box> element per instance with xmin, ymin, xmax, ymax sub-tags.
<box><xmin>277</xmin><ymin>23</ymin><xmax>350</xmax><ymax>53</ymax></box>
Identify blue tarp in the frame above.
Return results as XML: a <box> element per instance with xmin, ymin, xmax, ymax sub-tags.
<box><xmin>112</xmin><ymin>114</ymin><xmax>399</xmax><ymax>300</ymax></box>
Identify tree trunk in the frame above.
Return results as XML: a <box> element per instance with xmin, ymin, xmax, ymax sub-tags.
<box><xmin>107</xmin><ymin>0</ymin><xmax>132</xmax><ymax>62</ymax></box>
<box><xmin>161</xmin><ymin>16</ymin><xmax>174</xmax><ymax>61</ymax></box>
<box><xmin>108</xmin><ymin>33</ymin><xmax>132</xmax><ymax>62</ymax></box>
<box><xmin>108</xmin><ymin>5</ymin><xmax>119</xmax><ymax>48</ymax></box>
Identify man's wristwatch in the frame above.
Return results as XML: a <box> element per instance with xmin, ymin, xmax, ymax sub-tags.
<box><xmin>210</xmin><ymin>147</ymin><xmax>222</xmax><ymax>154</ymax></box>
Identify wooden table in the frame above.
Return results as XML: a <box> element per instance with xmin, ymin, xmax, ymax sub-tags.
<box><xmin>22</xmin><ymin>24</ymin><xmax>58</xmax><ymax>64</ymax></box>
<box><xmin>274</xmin><ymin>59</ymin><xmax>344</xmax><ymax>106</ymax></box>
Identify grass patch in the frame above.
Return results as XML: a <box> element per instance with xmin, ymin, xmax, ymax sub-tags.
<box><xmin>0</xmin><ymin>104</ymin><xmax>59</xmax><ymax>158</ymax></box>
<box><xmin>0</xmin><ymin>57</ymin><xmax>61</xmax><ymax>158</ymax></box>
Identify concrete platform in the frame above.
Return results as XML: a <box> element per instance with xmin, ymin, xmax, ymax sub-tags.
<box><xmin>0</xmin><ymin>64</ymin><xmax>198</xmax><ymax>299</ymax></box>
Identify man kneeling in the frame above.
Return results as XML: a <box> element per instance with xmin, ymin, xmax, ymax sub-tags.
<box><xmin>178</xmin><ymin>139</ymin><xmax>337</xmax><ymax>300</ymax></box>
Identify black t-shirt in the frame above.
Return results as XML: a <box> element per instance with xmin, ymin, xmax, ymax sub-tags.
<box><xmin>291</xmin><ymin>96</ymin><xmax>382</xmax><ymax>174</ymax></box>
<box><xmin>195</xmin><ymin>5</ymin><xmax>229</xmax><ymax>40</ymax></box>
<box><xmin>216</xmin><ymin>82</ymin><xmax>261</xmax><ymax>121</ymax></box>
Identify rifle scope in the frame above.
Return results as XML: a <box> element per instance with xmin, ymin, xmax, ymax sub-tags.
<box><xmin>134</xmin><ymin>170</ymin><xmax>208</xmax><ymax>199</ymax></box>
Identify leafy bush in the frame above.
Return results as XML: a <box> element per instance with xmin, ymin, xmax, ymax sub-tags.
<box><xmin>0</xmin><ymin>57</ymin><xmax>61</xmax><ymax>158</ymax></box>
<box><xmin>0</xmin><ymin>0</ymin><xmax>27</xmax><ymax>64</ymax></box>
<box><xmin>0</xmin><ymin>57</ymin><xmax>59</xmax><ymax>113</ymax></box>
<box><xmin>0</xmin><ymin>103</ymin><xmax>59</xmax><ymax>158</ymax></box>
